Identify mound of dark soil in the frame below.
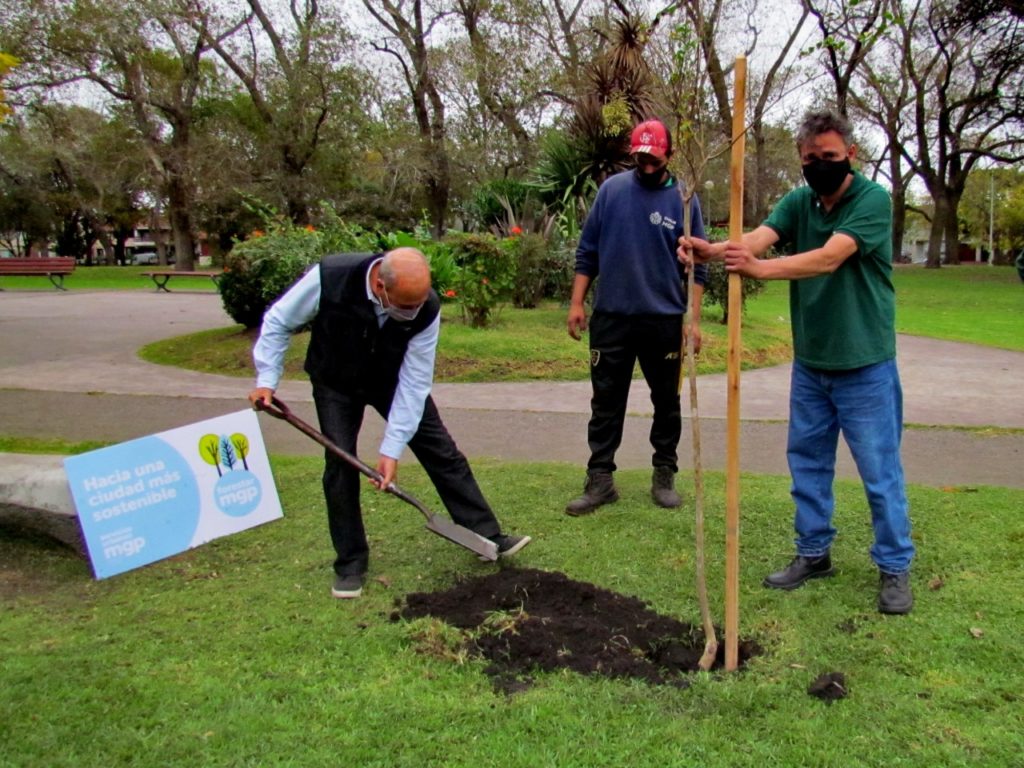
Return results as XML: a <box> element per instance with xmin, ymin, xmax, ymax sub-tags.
<box><xmin>398</xmin><ymin>567</ymin><xmax>761</xmax><ymax>690</ymax></box>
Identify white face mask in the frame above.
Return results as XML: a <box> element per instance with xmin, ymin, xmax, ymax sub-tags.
<box><xmin>380</xmin><ymin>282</ymin><xmax>423</xmax><ymax>322</ymax></box>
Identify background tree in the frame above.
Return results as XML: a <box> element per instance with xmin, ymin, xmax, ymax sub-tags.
<box><xmin>359</xmin><ymin>0</ymin><xmax>454</xmax><ymax>238</ymax></box>
<box><xmin>0</xmin><ymin>114</ymin><xmax>59</xmax><ymax>256</ymax></box>
<box><xmin>196</xmin><ymin>0</ymin><xmax>362</xmax><ymax>225</ymax></box>
<box><xmin>0</xmin><ymin>52</ymin><xmax>15</xmax><ymax>121</ymax></box>
<box><xmin>668</xmin><ymin>0</ymin><xmax>813</xmax><ymax>222</ymax></box>
<box><xmin>898</xmin><ymin>0</ymin><xmax>1024</xmax><ymax>266</ymax></box>
<box><xmin>1</xmin><ymin>0</ymin><xmax>222</xmax><ymax>269</ymax></box>
<box><xmin>959</xmin><ymin>165</ymin><xmax>1023</xmax><ymax>262</ymax></box>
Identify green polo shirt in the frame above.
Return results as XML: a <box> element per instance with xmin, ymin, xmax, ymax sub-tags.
<box><xmin>764</xmin><ymin>171</ymin><xmax>896</xmax><ymax>370</ymax></box>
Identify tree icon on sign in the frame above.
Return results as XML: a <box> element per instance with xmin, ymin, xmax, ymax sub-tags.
<box><xmin>198</xmin><ymin>434</ymin><xmax>223</xmax><ymax>476</ymax></box>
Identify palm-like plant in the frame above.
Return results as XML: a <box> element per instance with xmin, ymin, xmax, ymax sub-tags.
<box><xmin>533</xmin><ymin>2</ymin><xmax>663</xmax><ymax>212</ymax></box>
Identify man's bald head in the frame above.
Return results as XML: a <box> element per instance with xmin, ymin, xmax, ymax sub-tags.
<box><xmin>378</xmin><ymin>247</ymin><xmax>431</xmax><ymax>308</ymax></box>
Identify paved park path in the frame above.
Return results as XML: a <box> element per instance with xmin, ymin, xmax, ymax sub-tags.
<box><xmin>1</xmin><ymin>290</ymin><xmax>1021</xmax><ymax>488</ymax></box>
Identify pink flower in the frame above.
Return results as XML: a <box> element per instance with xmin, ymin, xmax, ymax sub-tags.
<box><xmin>481</xmin><ymin>278</ymin><xmax>489</xmax><ymax>285</ymax></box>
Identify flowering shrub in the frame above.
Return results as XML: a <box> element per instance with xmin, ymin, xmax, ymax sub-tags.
<box><xmin>220</xmin><ymin>223</ymin><xmax>322</xmax><ymax>328</ymax></box>
<box><xmin>508</xmin><ymin>231</ymin><xmax>567</xmax><ymax>309</ymax></box>
<box><xmin>445</xmin><ymin>233</ymin><xmax>516</xmax><ymax>328</ymax></box>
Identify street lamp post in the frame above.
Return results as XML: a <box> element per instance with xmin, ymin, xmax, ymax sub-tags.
<box><xmin>704</xmin><ymin>179</ymin><xmax>715</xmax><ymax>229</ymax></box>
<box><xmin>988</xmin><ymin>173</ymin><xmax>995</xmax><ymax>266</ymax></box>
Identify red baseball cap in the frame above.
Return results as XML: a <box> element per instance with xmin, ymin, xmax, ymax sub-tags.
<box><xmin>630</xmin><ymin>120</ymin><xmax>670</xmax><ymax>160</ymax></box>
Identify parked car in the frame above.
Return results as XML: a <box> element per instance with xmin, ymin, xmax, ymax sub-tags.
<box><xmin>132</xmin><ymin>251</ymin><xmax>159</xmax><ymax>265</ymax></box>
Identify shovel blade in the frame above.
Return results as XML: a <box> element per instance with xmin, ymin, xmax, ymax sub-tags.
<box><xmin>424</xmin><ymin>515</ymin><xmax>498</xmax><ymax>561</ymax></box>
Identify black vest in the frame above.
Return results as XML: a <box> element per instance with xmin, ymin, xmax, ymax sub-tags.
<box><xmin>304</xmin><ymin>253</ymin><xmax>441</xmax><ymax>398</ymax></box>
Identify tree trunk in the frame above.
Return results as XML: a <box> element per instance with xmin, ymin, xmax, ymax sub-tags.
<box><xmin>165</xmin><ymin>127</ymin><xmax>196</xmax><ymax>271</ymax></box>
<box><xmin>942</xmin><ymin>205</ymin><xmax>960</xmax><ymax>265</ymax></box>
<box><xmin>167</xmin><ymin>175</ymin><xmax>196</xmax><ymax>270</ymax></box>
<box><xmin>942</xmin><ymin>188</ymin><xmax>964</xmax><ymax>265</ymax></box>
<box><xmin>96</xmin><ymin>226</ymin><xmax>116</xmax><ymax>266</ymax></box>
<box><xmin>891</xmin><ymin>185</ymin><xmax>906</xmax><ymax>262</ymax></box>
<box><xmin>925</xmin><ymin>190</ymin><xmax>946</xmax><ymax>269</ymax></box>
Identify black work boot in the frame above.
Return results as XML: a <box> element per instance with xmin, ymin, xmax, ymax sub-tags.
<box><xmin>878</xmin><ymin>571</ymin><xmax>913</xmax><ymax>615</ymax></box>
<box><xmin>651</xmin><ymin>466</ymin><xmax>682</xmax><ymax>508</ymax></box>
<box><xmin>763</xmin><ymin>554</ymin><xmax>835</xmax><ymax>590</ymax></box>
<box><xmin>565</xmin><ymin>471</ymin><xmax>619</xmax><ymax>516</ymax></box>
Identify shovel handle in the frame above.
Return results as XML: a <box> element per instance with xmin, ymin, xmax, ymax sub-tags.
<box><xmin>253</xmin><ymin>396</ymin><xmax>430</xmax><ymax>518</ymax></box>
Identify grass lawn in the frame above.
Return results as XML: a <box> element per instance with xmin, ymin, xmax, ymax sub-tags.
<box><xmin>745</xmin><ymin>264</ymin><xmax>1024</xmax><ymax>352</ymax></box>
<box><xmin>3</xmin><ymin>264</ymin><xmax>1022</xmax><ymax>766</ymax></box>
<box><xmin>3</xmin><ymin>447</ymin><xmax>1022</xmax><ymax>767</ymax></box>
<box><xmin>138</xmin><ymin>302</ymin><xmax>794</xmax><ymax>382</ymax></box>
<box><xmin>137</xmin><ymin>263</ymin><xmax>1023</xmax><ymax>383</ymax></box>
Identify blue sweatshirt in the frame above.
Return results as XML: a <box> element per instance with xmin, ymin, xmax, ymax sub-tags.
<box><xmin>575</xmin><ymin>169</ymin><xmax>708</xmax><ymax>315</ymax></box>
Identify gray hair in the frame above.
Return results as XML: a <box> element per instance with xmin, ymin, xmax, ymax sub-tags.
<box><xmin>795</xmin><ymin>109</ymin><xmax>854</xmax><ymax>148</ymax></box>
<box><xmin>379</xmin><ymin>255</ymin><xmax>398</xmax><ymax>289</ymax></box>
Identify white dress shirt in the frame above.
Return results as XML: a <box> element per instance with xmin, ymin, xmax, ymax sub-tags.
<box><xmin>252</xmin><ymin>260</ymin><xmax>440</xmax><ymax>460</ymax></box>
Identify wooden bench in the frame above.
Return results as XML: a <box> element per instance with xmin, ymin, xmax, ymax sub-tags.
<box><xmin>0</xmin><ymin>257</ymin><xmax>76</xmax><ymax>291</ymax></box>
<box><xmin>142</xmin><ymin>270</ymin><xmax>223</xmax><ymax>292</ymax></box>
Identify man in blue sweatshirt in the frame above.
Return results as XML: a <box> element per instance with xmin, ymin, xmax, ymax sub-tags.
<box><xmin>565</xmin><ymin>119</ymin><xmax>708</xmax><ymax>515</ymax></box>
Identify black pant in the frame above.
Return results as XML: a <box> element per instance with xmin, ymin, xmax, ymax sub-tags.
<box><xmin>312</xmin><ymin>383</ymin><xmax>501</xmax><ymax>576</ymax></box>
<box><xmin>586</xmin><ymin>312</ymin><xmax>683</xmax><ymax>474</ymax></box>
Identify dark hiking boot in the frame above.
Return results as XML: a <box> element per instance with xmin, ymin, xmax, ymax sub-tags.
<box><xmin>878</xmin><ymin>571</ymin><xmax>913</xmax><ymax>615</ymax></box>
<box><xmin>565</xmin><ymin>471</ymin><xmax>619</xmax><ymax>516</ymax></box>
<box><xmin>651</xmin><ymin>466</ymin><xmax>682</xmax><ymax>508</ymax></box>
<box><xmin>763</xmin><ymin>554</ymin><xmax>835</xmax><ymax>590</ymax></box>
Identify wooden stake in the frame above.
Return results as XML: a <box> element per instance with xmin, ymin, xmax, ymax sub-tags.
<box><xmin>725</xmin><ymin>55</ymin><xmax>747</xmax><ymax>672</ymax></box>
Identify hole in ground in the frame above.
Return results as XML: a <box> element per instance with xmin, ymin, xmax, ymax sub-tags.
<box><xmin>396</xmin><ymin>567</ymin><xmax>762</xmax><ymax>691</ymax></box>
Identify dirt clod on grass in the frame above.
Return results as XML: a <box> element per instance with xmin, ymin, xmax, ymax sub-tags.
<box><xmin>397</xmin><ymin>567</ymin><xmax>761</xmax><ymax>691</ymax></box>
<box><xmin>808</xmin><ymin>671</ymin><xmax>848</xmax><ymax>703</ymax></box>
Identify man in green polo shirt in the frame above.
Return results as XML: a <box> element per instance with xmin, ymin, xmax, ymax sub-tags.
<box><xmin>679</xmin><ymin>109</ymin><xmax>914</xmax><ymax>614</ymax></box>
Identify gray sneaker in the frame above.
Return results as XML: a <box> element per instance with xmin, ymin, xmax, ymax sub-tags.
<box><xmin>878</xmin><ymin>571</ymin><xmax>913</xmax><ymax>614</ymax></box>
<box><xmin>331</xmin><ymin>573</ymin><xmax>364</xmax><ymax>599</ymax></box>
<box><xmin>478</xmin><ymin>534</ymin><xmax>532</xmax><ymax>561</ymax></box>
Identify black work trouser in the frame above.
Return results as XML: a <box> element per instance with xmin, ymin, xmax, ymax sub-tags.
<box><xmin>586</xmin><ymin>311</ymin><xmax>683</xmax><ymax>474</ymax></box>
<box><xmin>312</xmin><ymin>383</ymin><xmax>501</xmax><ymax>576</ymax></box>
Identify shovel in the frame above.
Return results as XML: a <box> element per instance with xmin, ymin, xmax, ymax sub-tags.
<box><xmin>255</xmin><ymin>396</ymin><xmax>498</xmax><ymax>561</ymax></box>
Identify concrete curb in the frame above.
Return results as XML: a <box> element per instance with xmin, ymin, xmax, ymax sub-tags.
<box><xmin>0</xmin><ymin>452</ymin><xmax>83</xmax><ymax>551</ymax></box>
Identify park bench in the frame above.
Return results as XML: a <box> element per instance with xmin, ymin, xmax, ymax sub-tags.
<box><xmin>142</xmin><ymin>269</ymin><xmax>223</xmax><ymax>292</ymax></box>
<box><xmin>0</xmin><ymin>257</ymin><xmax>76</xmax><ymax>291</ymax></box>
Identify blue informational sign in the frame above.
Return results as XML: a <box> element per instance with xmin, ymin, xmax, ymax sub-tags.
<box><xmin>65</xmin><ymin>410</ymin><xmax>283</xmax><ymax>579</ymax></box>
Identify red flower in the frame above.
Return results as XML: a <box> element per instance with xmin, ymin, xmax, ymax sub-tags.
<box><xmin>445</xmin><ymin>289</ymin><xmax>456</xmax><ymax>298</ymax></box>
<box><xmin>510</xmin><ymin>226</ymin><xmax>522</xmax><ymax>236</ymax></box>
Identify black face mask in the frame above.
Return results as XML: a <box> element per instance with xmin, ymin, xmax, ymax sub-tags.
<box><xmin>802</xmin><ymin>158</ymin><xmax>851</xmax><ymax>197</ymax></box>
<box><xmin>636</xmin><ymin>165</ymin><xmax>669</xmax><ymax>189</ymax></box>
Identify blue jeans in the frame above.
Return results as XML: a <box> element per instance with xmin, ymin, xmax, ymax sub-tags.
<box><xmin>787</xmin><ymin>359</ymin><xmax>914</xmax><ymax>574</ymax></box>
